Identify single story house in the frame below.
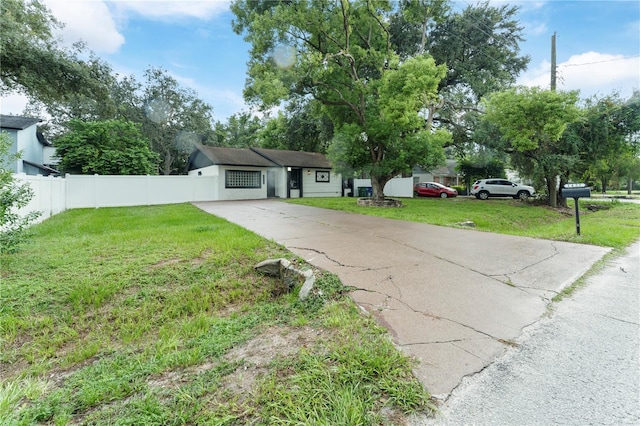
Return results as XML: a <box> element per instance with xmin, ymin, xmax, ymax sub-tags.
<box><xmin>412</xmin><ymin>159</ymin><xmax>461</xmax><ymax>187</ymax></box>
<box><xmin>187</xmin><ymin>144</ymin><xmax>342</xmax><ymax>199</ymax></box>
<box><xmin>1</xmin><ymin>114</ymin><xmax>59</xmax><ymax>176</ymax></box>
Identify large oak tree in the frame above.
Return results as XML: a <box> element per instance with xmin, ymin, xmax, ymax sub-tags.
<box><xmin>390</xmin><ymin>1</ymin><xmax>530</xmax><ymax>152</ymax></box>
<box><xmin>231</xmin><ymin>0</ymin><xmax>450</xmax><ymax>201</ymax></box>
<box><xmin>1</xmin><ymin>0</ymin><xmax>109</xmax><ymax>105</ymax></box>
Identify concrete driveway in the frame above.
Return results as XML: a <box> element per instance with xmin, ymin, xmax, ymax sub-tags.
<box><xmin>194</xmin><ymin>200</ymin><xmax>610</xmax><ymax>399</ymax></box>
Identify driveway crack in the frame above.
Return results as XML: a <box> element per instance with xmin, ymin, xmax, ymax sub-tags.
<box><xmin>350</xmin><ymin>285</ymin><xmax>501</xmax><ymax>342</ymax></box>
<box><xmin>288</xmin><ymin>246</ymin><xmax>378</xmax><ymax>270</ymax></box>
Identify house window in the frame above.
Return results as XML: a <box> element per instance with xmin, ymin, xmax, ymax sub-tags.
<box><xmin>225</xmin><ymin>170</ymin><xmax>261</xmax><ymax>188</ymax></box>
<box><xmin>316</xmin><ymin>170</ymin><xmax>330</xmax><ymax>182</ymax></box>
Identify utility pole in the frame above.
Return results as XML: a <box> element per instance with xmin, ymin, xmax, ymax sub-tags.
<box><xmin>551</xmin><ymin>32</ymin><xmax>557</xmax><ymax>91</ymax></box>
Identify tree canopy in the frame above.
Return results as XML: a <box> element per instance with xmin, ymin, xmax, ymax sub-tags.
<box><xmin>54</xmin><ymin>120</ymin><xmax>159</xmax><ymax>175</ymax></box>
<box><xmin>231</xmin><ymin>0</ymin><xmax>450</xmax><ymax>200</ymax></box>
<box><xmin>565</xmin><ymin>91</ymin><xmax>640</xmax><ymax>191</ymax></box>
<box><xmin>481</xmin><ymin>87</ymin><xmax>581</xmax><ymax>207</ymax></box>
<box><xmin>390</xmin><ymin>1</ymin><xmax>530</xmax><ymax>151</ymax></box>
<box><xmin>1</xmin><ymin>0</ymin><xmax>109</xmax><ymax>105</ymax></box>
<box><xmin>140</xmin><ymin>68</ymin><xmax>215</xmax><ymax>175</ymax></box>
<box><xmin>28</xmin><ymin>64</ymin><xmax>217</xmax><ymax>175</ymax></box>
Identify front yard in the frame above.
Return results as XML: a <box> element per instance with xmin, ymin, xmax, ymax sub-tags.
<box><xmin>2</xmin><ymin>197</ymin><xmax>638</xmax><ymax>424</ymax></box>
<box><xmin>1</xmin><ymin>204</ymin><xmax>432</xmax><ymax>425</ymax></box>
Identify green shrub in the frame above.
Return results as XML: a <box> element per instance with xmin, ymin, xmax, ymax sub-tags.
<box><xmin>0</xmin><ymin>132</ymin><xmax>41</xmax><ymax>253</ymax></box>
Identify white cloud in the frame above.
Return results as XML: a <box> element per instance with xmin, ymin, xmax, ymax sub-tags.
<box><xmin>518</xmin><ymin>52</ymin><xmax>640</xmax><ymax>99</ymax></box>
<box><xmin>112</xmin><ymin>0</ymin><xmax>230</xmax><ymax>21</ymax></box>
<box><xmin>44</xmin><ymin>0</ymin><xmax>125</xmax><ymax>54</ymax></box>
<box><xmin>0</xmin><ymin>93</ymin><xmax>29</xmax><ymax>116</ymax></box>
<box><xmin>40</xmin><ymin>1</ymin><xmax>230</xmax><ymax>54</ymax></box>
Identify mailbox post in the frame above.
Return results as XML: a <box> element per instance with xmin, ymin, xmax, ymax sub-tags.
<box><xmin>561</xmin><ymin>184</ymin><xmax>591</xmax><ymax>235</ymax></box>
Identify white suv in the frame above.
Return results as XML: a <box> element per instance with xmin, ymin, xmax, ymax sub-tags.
<box><xmin>471</xmin><ymin>179</ymin><xmax>535</xmax><ymax>200</ymax></box>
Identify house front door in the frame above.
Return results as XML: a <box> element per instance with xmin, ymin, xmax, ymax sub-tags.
<box><xmin>288</xmin><ymin>168</ymin><xmax>302</xmax><ymax>198</ymax></box>
<box><xmin>267</xmin><ymin>171</ymin><xmax>276</xmax><ymax>197</ymax></box>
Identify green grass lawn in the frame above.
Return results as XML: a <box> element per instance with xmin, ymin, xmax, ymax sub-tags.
<box><xmin>1</xmin><ymin>204</ymin><xmax>432</xmax><ymax>425</ymax></box>
<box><xmin>287</xmin><ymin>196</ymin><xmax>640</xmax><ymax>250</ymax></box>
<box><xmin>3</xmin><ymin>198</ymin><xmax>638</xmax><ymax>425</ymax></box>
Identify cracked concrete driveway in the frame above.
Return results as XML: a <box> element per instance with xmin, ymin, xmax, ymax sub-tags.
<box><xmin>194</xmin><ymin>200</ymin><xmax>610</xmax><ymax>399</ymax></box>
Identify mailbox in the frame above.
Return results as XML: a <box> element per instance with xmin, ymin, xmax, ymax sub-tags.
<box><xmin>561</xmin><ymin>187</ymin><xmax>591</xmax><ymax>199</ymax></box>
<box><xmin>561</xmin><ymin>184</ymin><xmax>591</xmax><ymax>235</ymax></box>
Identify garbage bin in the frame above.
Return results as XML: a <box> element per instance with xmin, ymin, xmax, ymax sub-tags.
<box><xmin>366</xmin><ymin>187</ymin><xmax>373</xmax><ymax>197</ymax></box>
<box><xmin>357</xmin><ymin>187</ymin><xmax>368</xmax><ymax>197</ymax></box>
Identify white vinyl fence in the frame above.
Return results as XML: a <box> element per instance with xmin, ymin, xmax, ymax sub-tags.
<box><xmin>354</xmin><ymin>177</ymin><xmax>414</xmax><ymax>198</ymax></box>
<box><xmin>13</xmin><ymin>174</ymin><xmax>66</xmax><ymax>224</ymax></box>
<box><xmin>65</xmin><ymin>174</ymin><xmax>217</xmax><ymax>209</ymax></box>
<box><xmin>12</xmin><ymin>174</ymin><xmax>416</xmax><ymax>226</ymax></box>
<box><xmin>12</xmin><ymin>174</ymin><xmax>218</xmax><ymax>223</ymax></box>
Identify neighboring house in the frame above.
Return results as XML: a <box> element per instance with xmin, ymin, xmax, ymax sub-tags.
<box><xmin>187</xmin><ymin>144</ymin><xmax>342</xmax><ymax>199</ymax></box>
<box><xmin>0</xmin><ymin>114</ymin><xmax>59</xmax><ymax>176</ymax></box>
<box><xmin>412</xmin><ymin>159</ymin><xmax>461</xmax><ymax>187</ymax></box>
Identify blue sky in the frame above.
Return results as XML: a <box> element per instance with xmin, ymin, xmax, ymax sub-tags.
<box><xmin>2</xmin><ymin>0</ymin><xmax>639</xmax><ymax>122</ymax></box>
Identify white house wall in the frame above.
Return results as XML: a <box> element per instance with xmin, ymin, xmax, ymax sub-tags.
<box><xmin>217</xmin><ymin>165</ymin><xmax>267</xmax><ymax>201</ymax></box>
<box><xmin>17</xmin><ymin>126</ymin><xmax>42</xmax><ymax>172</ymax></box>
<box><xmin>302</xmin><ymin>169</ymin><xmax>342</xmax><ymax>197</ymax></box>
<box><xmin>3</xmin><ymin>125</ymin><xmax>48</xmax><ymax>174</ymax></box>
<box><xmin>43</xmin><ymin>146</ymin><xmax>58</xmax><ymax>166</ymax></box>
<box><xmin>271</xmin><ymin>167</ymin><xmax>287</xmax><ymax>198</ymax></box>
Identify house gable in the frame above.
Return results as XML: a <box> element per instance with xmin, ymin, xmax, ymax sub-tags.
<box><xmin>0</xmin><ymin>114</ymin><xmax>55</xmax><ymax>174</ymax></box>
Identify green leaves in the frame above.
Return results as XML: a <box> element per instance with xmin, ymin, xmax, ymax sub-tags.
<box><xmin>0</xmin><ymin>132</ymin><xmax>41</xmax><ymax>253</ymax></box>
<box><xmin>231</xmin><ymin>1</ymin><xmax>451</xmax><ymax>200</ymax></box>
<box><xmin>483</xmin><ymin>87</ymin><xmax>580</xmax><ymax>152</ymax></box>
<box><xmin>481</xmin><ymin>87</ymin><xmax>581</xmax><ymax>206</ymax></box>
<box><xmin>54</xmin><ymin>120</ymin><xmax>159</xmax><ymax>175</ymax></box>
<box><xmin>1</xmin><ymin>0</ymin><xmax>110</xmax><ymax>105</ymax></box>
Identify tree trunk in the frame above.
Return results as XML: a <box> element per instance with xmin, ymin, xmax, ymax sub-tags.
<box><xmin>370</xmin><ymin>175</ymin><xmax>388</xmax><ymax>202</ymax></box>
<box><xmin>557</xmin><ymin>176</ymin><xmax>568</xmax><ymax>208</ymax></box>
<box><xmin>628</xmin><ymin>178</ymin><xmax>633</xmax><ymax>195</ymax></box>
<box><xmin>162</xmin><ymin>151</ymin><xmax>173</xmax><ymax>175</ymax></box>
<box><xmin>546</xmin><ymin>176</ymin><xmax>558</xmax><ymax>208</ymax></box>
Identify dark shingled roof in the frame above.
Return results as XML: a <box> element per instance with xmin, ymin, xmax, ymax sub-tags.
<box><xmin>195</xmin><ymin>145</ymin><xmax>277</xmax><ymax>167</ymax></box>
<box><xmin>251</xmin><ymin>147</ymin><xmax>332</xmax><ymax>169</ymax></box>
<box><xmin>0</xmin><ymin>115</ymin><xmax>41</xmax><ymax>130</ymax></box>
<box><xmin>23</xmin><ymin>160</ymin><xmax>60</xmax><ymax>175</ymax></box>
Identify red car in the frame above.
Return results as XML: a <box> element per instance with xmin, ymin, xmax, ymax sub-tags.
<box><xmin>413</xmin><ymin>182</ymin><xmax>458</xmax><ymax>198</ymax></box>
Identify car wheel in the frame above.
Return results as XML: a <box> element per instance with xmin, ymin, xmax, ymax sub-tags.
<box><xmin>478</xmin><ymin>190</ymin><xmax>489</xmax><ymax>200</ymax></box>
<box><xmin>517</xmin><ymin>190</ymin><xmax>530</xmax><ymax>200</ymax></box>
<box><xmin>440</xmin><ymin>192</ymin><xmax>448</xmax><ymax>198</ymax></box>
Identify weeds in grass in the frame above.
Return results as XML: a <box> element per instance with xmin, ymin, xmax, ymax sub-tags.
<box><xmin>1</xmin><ymin>204</ymin><xmax>431</xmax><ymax>425</ymax></box>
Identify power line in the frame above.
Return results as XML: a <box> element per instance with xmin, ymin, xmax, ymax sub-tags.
<box><xmin>558</xmin><ymin>54</ymin><xmax>640</xmax><ymax>68</ymax></box>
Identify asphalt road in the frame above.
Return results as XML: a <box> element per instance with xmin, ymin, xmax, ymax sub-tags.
<box><xmin>412</xmin><ymin>241</ymin><xmax>640</xmax><ymax>426</ymax></box>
